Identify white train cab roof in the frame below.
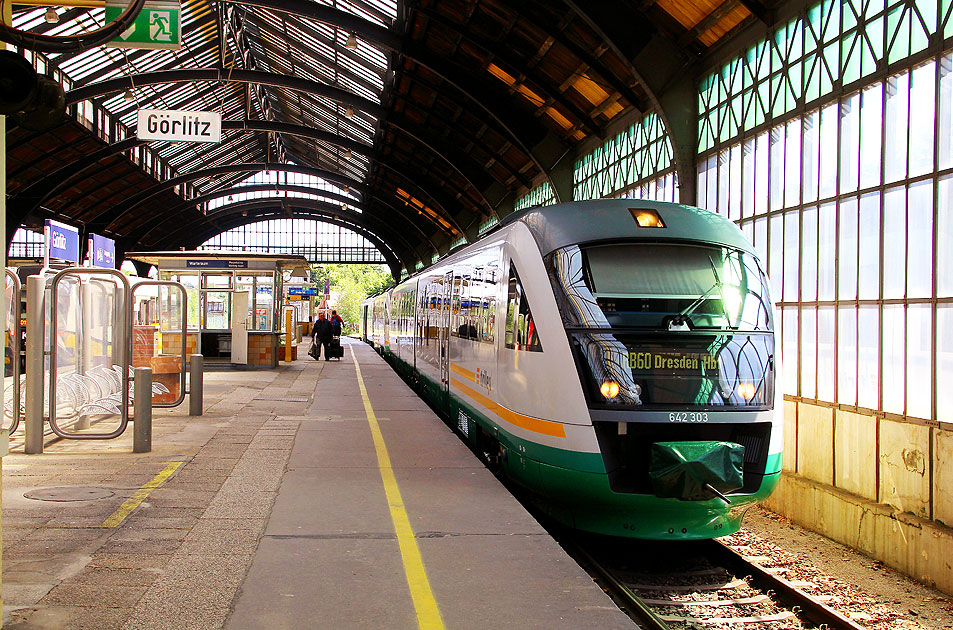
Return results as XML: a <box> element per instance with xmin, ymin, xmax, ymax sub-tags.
<box><xmin>498</xmin><ymin>200</ymin><xmax>755</xmax><ymax>258</ymax></box>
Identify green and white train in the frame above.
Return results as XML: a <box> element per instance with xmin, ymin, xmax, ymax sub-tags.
<box><xmin>360</xmin><ymin>200</ymin><xmax>782</xmax><ymax>539</ymax></box>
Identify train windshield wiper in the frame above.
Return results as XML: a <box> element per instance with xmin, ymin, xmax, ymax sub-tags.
<box><xmin>668</xmin><ymin>256</ymin><xmax>731</xmax><ymax>331</ymax></box>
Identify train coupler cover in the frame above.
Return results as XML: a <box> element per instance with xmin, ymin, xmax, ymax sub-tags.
<box><xmin>648</xmin><ymin>441</ymin><xmax>744</xmax><ymax>501</ymax></box>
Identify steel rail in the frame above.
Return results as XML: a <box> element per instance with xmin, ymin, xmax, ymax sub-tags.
<box><xmin>708</xmin><ymin>539</ymin><xmax>868</xmax><ymax>630</ymax></box>
<box><xmin>559</xmin><ymin>538</ymin><xmax>671</xmax><ymax>630</ymax></box>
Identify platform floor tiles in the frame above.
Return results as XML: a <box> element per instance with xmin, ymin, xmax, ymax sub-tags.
<box><xmin>1</xmin><ymin>337</ymin><xmax>635</xmax><ymax>629</ymax></box>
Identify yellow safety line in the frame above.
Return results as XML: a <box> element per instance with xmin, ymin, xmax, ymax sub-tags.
<box><xmin>352</xmin><ymin>347</ymin><xmax>445</xmax><ymax>630</ymax></box>
<box><xmin>101</xmin><ymin>462</ymin><xmax>183</xmax><ymax>528</ymax></box>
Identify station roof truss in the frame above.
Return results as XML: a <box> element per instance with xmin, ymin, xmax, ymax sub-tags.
<box><xmin>4</xmin><ymin>0</ymin><xmax>778</xmax><ymax>277</ymax></box>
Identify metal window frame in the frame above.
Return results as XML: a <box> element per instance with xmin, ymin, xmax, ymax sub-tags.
<box><xmin>697</xmin><ymin>43</ymin><xmax>953</xmax><ymax>432</ymax></box>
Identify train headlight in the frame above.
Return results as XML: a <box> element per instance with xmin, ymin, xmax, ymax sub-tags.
<box><xmin>736</xmin><ymin>383</ymin><xmax>756</xmax><ymax>400</ymax></box>
<box><xmin>629</xmin><ymin>207</ymin><xmax>665</xmax><ymax>228</ymax></box>
<box><xmin>600</xmin><ymin>380</ymin><xmax>620</xmax><ymax>399</ymax></box>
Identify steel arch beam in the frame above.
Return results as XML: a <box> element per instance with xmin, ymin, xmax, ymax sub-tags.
<box><xmin>412</xmin><ymin>6</ymin><xmax>601</xmax><ymax>137</ymax></box>
<box><xmin>561</xmin><ymin>1</ymin><xmax>697</xmax><ymax>204</ymax></box>
<box><xmin>85</xmin><ymin>163</ymin><xmax>366</xmax><ymax>235</ymax></box>
<box><xmin>195</xmin><ymin>212</ymin><xmax>405</xmax><ymax>279</ymax></box>
<box><xmin>131</xmin><ymin>188</ymin><xmax>425</xmax><ymax>263</ymax></box>
<box><xmin>385</xmin><ymin>120</ymin><xmax>500</xmax><ymax>216</ymax></box>
<box><xmin>369</xmin><ymin>193</ymin><xmax>442</xmax><ymax>257</ymax></box>
<box><xmin>221</xmin><ymin>0</ymin><xmax>563</xmax><ymax>200</ymax></box>
<box><xmin>131</xmin><ymin>183</ymin><xmax>438</xmax><ymax>254</ymax></box>
<box><xmin>220</xmin><ymin>0</ymin><xmax>403</xmax><ymax>49</ymax></box>
<box><xmin>187</xmin><ymin>212</ymin><xmax>397</xmax><ymax>267</ymax></box>
<box><xmin>222</xmin><ymin>119</ymin><xmax>371</xmax><ymax>154</ymax></box>
<box><xmin>65</xmin><ymin>68</ymin><xmax>385</xmax><ymax>118</ymax></box>
<box><xmin>93</xmin><ymin>157</ymin><xmax>461</xmax><ymax>243</ymax></box>
<box><xmin>374</xmin><ymin>161</ymin><xmax>469</xmax><ymax>238</ymax></box>
<box><xmin>232</xmin><ymin>120</ymin><xmax>491</xmax><ymax>221</ymax></box>
<box><xmin>154</xmin><ymin>206</ymin><xmax>405</xmax><ymax>270</ymax></box>
<box><xmin>150</xmin><ymin>199</ymin><xmax>410</xmax><ymax>275</ymax></box>
<box><xmin>5</xmin><ymin>136</ymin><xmax>147</xmax><ymax>239</ymax></box>
<box><xmin>44</xmin><ymin>119</ymin><xmax>465</xmax><ymax>241</ymax></box>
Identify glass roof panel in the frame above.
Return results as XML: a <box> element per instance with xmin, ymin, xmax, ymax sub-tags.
<box><xmin>11</xmin><ymin>0</ymin><xmax>397</xmax><ymax>199</ymax></box>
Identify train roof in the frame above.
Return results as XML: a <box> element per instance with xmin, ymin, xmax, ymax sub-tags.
<box><xmin>502</xmin><ymin>200</ymin><xmax>754</xmax><ymax>257</ymax></box>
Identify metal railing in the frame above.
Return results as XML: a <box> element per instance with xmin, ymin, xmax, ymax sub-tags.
<box><xmin>47</xmin><ymin>268</ymin><xmax>132</xmax><ymax>440</ymax></box>
<box><xmin>5</xmin><ymin>269</ymin><xmax>22</xmax><ymax>434</ymax></box>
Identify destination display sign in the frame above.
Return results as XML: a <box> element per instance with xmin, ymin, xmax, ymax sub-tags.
<box><xmin>629</xmin><ymin>351</ymin><xmax>718</xmax><ymax>371</ymax></box>
<box><xmin>186</xmin><ymin>260</ymin><xmax>248</xmax><ymax>269</ymax></box>
<box><xmin>137</xmin><ymin>108</ymin><xmax>221</xmax><ymax>143</ymax></box>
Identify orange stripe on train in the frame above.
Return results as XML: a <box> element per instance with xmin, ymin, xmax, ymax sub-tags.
<box><xmin>451</xmin><ymin>377</ymin><xmax>566</xmax><ymax>438</ymax></box>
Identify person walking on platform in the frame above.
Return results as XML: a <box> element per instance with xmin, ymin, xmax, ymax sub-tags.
<box><xmin>310</xmin><ymin>312</ymin><xmax>333</xmax><ymax>361</ymax></box>
<box><xmin>330</xmin><ymin>310</ymin><xmax>343</xmax><ymax>336</ymax></box>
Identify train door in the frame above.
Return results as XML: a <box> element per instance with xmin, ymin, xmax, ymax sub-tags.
<box><xmin>439</xmin><ymin>270</ymin><xmax>453</xmax><ymax>391</ymax></box>
<box><xmin>382</xmin><ymin>294</ymin><xmax>390</xmax><ymax>351</ymax></box>
<box><xmin>361</xmin><ymin>304</ymin><xmax>369</xmax><ymax>340</ymax></box>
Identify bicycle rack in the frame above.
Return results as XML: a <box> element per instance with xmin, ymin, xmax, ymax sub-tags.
<box><xmin>4</xmin><ymin>269</ymin><xmax>22</xmax><ymax>434</ymax></box>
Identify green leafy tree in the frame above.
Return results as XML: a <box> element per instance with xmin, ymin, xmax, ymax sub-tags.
<box><xmin>313</xmin><ymin>264</ymin><xmax>393</xmax><ymax>332</ymax></box>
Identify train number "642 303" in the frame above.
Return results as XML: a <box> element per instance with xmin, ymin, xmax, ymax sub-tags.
<box><xmin>668</xmin><ymin>412</ymin><xmax>709</xmax><ymax>423</ymax></box>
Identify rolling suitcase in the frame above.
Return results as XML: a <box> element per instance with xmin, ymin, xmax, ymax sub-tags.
<box><xmin>328</xmin><ymin>335</ymin><xmax>344</xmax><ymax>360</ymax></box>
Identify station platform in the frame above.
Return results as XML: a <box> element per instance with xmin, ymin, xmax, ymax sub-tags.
<box><xmin>2</xmin><ymin>337</ymin><xmax>636</xmax><ymax>629</ymax></box>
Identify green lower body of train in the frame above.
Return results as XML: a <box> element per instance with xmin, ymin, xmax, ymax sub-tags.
<box><xmin>378</xmin><ymin>345</ymin><xmax>780</xmax><ymax>540</ymax></box>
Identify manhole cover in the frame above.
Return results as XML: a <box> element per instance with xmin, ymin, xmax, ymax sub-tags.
<box><xmin>255</xmin><ymin>396</ymin><xmax>309</xmax><ymax>402</ymax></box>
<box><xmin>24</xmin><ymin>487</ymin><xmax>115</xmax><ymax>502</ymax></box>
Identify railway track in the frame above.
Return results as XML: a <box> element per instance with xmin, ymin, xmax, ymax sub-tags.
<box><xmin>562</xmin><ymin>531</ymin><xmax>870</xmax><ymax>630</ymax></box>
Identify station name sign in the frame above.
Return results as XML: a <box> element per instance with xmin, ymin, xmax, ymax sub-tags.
<box><xmin>186</xmin><ymin>260</ymin><xmax>248</xmax><ymax>269</ymax></box>
<box><xmin>90</xmin><ymin>233</ymin><xmax>116</xmax><ymax>269</ymax></box>
<box><xmin>137</xmin><ymin>109</ymin><xmax>222</xmax><ymax>143</ymax></box>
<box><xmin>45</xmin><ymin>219</ymin><xmax>80</xmax><ymax>263</ymax></box>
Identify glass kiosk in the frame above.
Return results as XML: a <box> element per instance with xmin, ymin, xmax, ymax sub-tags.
<box><xmin>126</xmin><ymin>252</ymin><xmax>310</xmax><ymax>367</ymax></box>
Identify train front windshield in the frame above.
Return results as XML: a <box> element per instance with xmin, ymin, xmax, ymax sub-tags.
<box><xmin>550</xmin><ymin>243</ymin><xmax>775</xmax><ymax>409</ymax></box>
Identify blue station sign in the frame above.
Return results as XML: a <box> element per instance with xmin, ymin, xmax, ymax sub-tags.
<box><xmin>46</xmin><ymin>219</ymin><xmax>80</xmax><ymax>263</ymax></box>
<box><xmin>90</xmin><ymin>233</ymin><xmax>116</xmax><ymax>269</ymax></box>
<box><xmin>288</xmin><ymin>287</ymin><xmax>320</xmax><ymax>296</ymax></box>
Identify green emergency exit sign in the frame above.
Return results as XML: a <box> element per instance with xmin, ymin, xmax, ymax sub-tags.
<box><xmin>105</xmin><ymin>0</ymin><xmax>181</xmax><ymax>50</ymax></box>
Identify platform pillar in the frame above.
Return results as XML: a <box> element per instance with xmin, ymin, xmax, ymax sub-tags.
<box><xmin>25</xmin><ymin>276</ymin><xmax>45</xmax><ymax>455</ymax></box>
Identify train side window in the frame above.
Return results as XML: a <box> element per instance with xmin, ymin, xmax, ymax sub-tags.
<box><xmin>451</xmin><ymin>275</ymin><xmax>465</xmax><ymax>338</ymax></box>
<box><xmin>504</xmin><ymin>263</ymin><xmax>542</xmax><ymax>352</ymax></box>
<box><xmin>469</xmin><ymin>266</ymin><xmax>495</xmax><ymax>344</ymax></box>
<box><xmin>416</xmin><ymin>290</ymin><xmax>426</xmax><ymax>346</ymax></box>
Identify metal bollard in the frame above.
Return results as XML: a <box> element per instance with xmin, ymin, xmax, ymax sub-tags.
<box><xmin>25</xmin><ymin>275</ymin><xmax>45</xmax><ymax>454</ymax></box>
<box><xmin>189</xmin><ymin>354</ymin><xmax>203</xmax><ymax>416</ymax></box>
<box><xmin>133</xmin><ymin>367</ymin><xmax>152</xmax><ymax>453</ymax></box>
